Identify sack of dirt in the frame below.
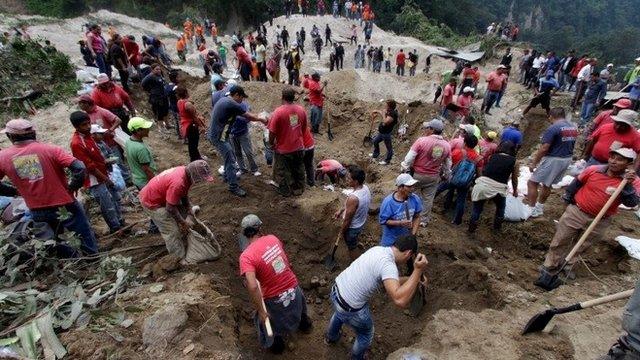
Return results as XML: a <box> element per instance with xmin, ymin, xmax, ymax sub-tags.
<box><xmin>504</xmin><ymin>194</ymin><xmax>532</xmax><ymax>222</ymax></box>
<box><xmin>182</xmin><ymin>220</ymin><xmax>222</xmax><ymax>265</ymax></box>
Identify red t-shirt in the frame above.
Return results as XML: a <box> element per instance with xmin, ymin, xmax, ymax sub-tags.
<box><xmin>442</xmin><ymin>84</ymin><xmax>455</xmax><ymax>106</ymax></box>
<box><xmin>318</xmin><ymin>159</ymin><xmax>343</xmax><ymax>174</ymax></box>
<box><xmin>575</xmin><ymin>166</ymin><xmax>640</xmax><ymax>217</ymax></box>
<box><xmin>239</xmin><ymin>235</ymin><xmax>298</xmax><ymax>299</ymax></box>
<box><xmin>302</xmin><ymin>127</ymin><xmax>314</xmax><ymax>150</ymax></box>
<box><xmin>411</xmin><ymin>135</ymin><xmax>451</xmax><ymax>176</ymax></box>
<box><xmin>139</xmin><ymin>166</ymin><xmax>190</xmax><ymax>209</ymax></box>
<box><xmin>456</xmin><ymin>94</ymin><xmax>473</xmax><ymax>116</ymax></box>
<box><xmin>0</xmin><ymin>141</ymin><xmax>76</xmax><ymax>209</ymax></box>
<box><xmin>486</xmin><ymin>71</ymin><xmax>506</xmax><ymax>92</ymax></box>
<box><xmin>462</xmin><ymin>67</ymin><xmax>475</xmax><ymax>80</ymax></box>
<box><xmin>396</xmin><ymin>52</ymin><xmax>406</xmax><ymax>65</ymax></box>
<box><xmin>268</xmin><ymin>104</ymin><xmax>307</xmax><ymax>154</ymax></box>
<box><xmin>479</xmin><ymin>139</ymin><xmax>498</xmax><ymax>163</ymax></box>
<box><xmin>591</xmin><ymin>110</ymin><xmax>614</xmax><ymax>131</ymax></box>
<box><xmin>178</xmin><ymin>99</ymin><xmax>196</xmax><ymax>138</ymax></box>
<box><xmin>91</xmin><ymin>84</ymin><xmax>131</xmax><ymax>110</ymax></box>
<box><xmin>451</xmin><ymin>147</ymin><xmax>483</xmax><ymax>170</ymax></box>
<box><xmin>236</xmin><ymin>46</ymin><xmax>252</xmax><ymax>65</ymax></box>
<box><xmin>304</xmin><ymin>79</ymin><xmax>324</xmax><ymax>107</ymax></box>
<box><xmin>70</xmin><ymin>132</ymin><xmax>109</xmax><ymax>188</ymax></box>
<box><xmin>589</xmin><ymin>123</ymin><xmax>640</xmax><ymax>162</ymax></box>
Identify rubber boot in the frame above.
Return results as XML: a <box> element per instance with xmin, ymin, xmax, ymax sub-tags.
<box><xmin>534</xmin><ymin>266</ymin><xmax>563</xmax><ymax>291</ymax></box>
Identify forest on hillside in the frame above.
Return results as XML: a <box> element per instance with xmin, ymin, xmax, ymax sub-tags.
<box><xmin>20</xmin><ymin>0</ymin><xmax>640</xmax><ymax>64</ymax></box>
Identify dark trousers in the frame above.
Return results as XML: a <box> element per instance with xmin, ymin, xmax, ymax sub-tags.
<box><xmin>258</xmin><ymin>62</ymin><xmax>268</xmax><ymax>82</ymax></box>
<box><xmin>396</xmin><ymin>65</ymin><xmax>405</xmax><ymax>76</ymax></box>
<box><xmin>337</xmin><ymin>55</ymin><xmax>344</xmax><ymax>70</ymax></box>
<box><xmin>303</xmin><ymin>148</ymin><xmax>315</xmax><ymax>186</ymax></box>
<box><xmin>436</xmin><ymin>182</ymin><xmax>469</xmax><ymax>225</ymax></box>
<box><xmin>187</xmin><ymin>124</ymin><xmax>201</xmax><ymax>161</ymax></box>
<box><xmin>470</xmin><ymin>195</ymin><xmax>506</xmax><ymax>228</ymax></box>
<box><xmin>240</xmin><ymin>62</ymin><xmax>252</xmax><ymax>81</ymax></box>
<box><xmin>31</xmin><ymin>201</ymin><xmax>98</xmax><ymax>255</ymax></box>
<box><xmin>372</xmin><ymin>133</ymin><xmax>393</xmax><ymax>162</ymax></box>
<box><xmin>273</xmin><ymin>151</ymin><xmax>305</xmax><ymax>196</ymax></box>
<box><xmin>117</xmin><ymin>68</ymin><xmax>130</xmax><ymax>92</ymax></box>
<box><xmin>288</xmin><ymin>68</ymin><xmax>300</xmax><ymax>86</ymax></box>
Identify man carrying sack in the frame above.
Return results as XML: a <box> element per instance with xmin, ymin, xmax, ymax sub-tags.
<box><xmin>535</xmin><ymin>148</ymin><xmax>640</xmax><ymax>290</ymax></box>
<box><xmin>139</xmin><ymin>160</ymin><xmax>221</xmax><ymax>265</ymax></box>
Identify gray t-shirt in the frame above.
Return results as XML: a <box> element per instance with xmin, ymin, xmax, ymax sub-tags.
<box><xmin>335</xmin><ymin>246</ymin><xmax>399</xmax><ymax>308</ymax></box>
<box><xmin>347</xmin><ymin>185</ymin><xmax>371</xmax><ymax>229</ymax></box>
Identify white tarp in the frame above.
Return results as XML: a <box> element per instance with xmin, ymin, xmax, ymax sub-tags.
<box><xmin>616</xmin><ymin>236</ymin><xmax>640</xmax><ymax>260</ymax></box>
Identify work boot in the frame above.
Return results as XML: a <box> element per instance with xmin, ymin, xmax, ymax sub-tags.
<box><xmin>597</xmin><ymin>338</ymin><xmax>640</xmax><ymax>360</ymax></box>
<box><xmin>534</xmin><ymin>266</ymin><xmax>563</xmax><ymax>291</ymax></box>
<box><xmin>229</xmin><ymin>187</ymin><xmax>247</xmax><ymax>197</ymax></box>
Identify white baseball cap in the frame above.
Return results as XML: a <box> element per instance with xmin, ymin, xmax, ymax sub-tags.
<box><xmin>463</xmin><ymin>86</ymin><xmax>475</xmax><ymax>93</ymax></box>
<box><xmin>396</xmin><ymin>173</ymin><xmax>418</xmax><ymax>187</ymax></box>
<box><xmin>611</xmin><ymin>147</ymin><xmax>637</xmax><ymax>161</ymax></box>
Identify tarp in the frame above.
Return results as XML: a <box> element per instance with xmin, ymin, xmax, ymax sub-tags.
<box><xmin>431</xmin><ymin>47</ymin><xmax>485</xmax><ymax>63</ymax></box>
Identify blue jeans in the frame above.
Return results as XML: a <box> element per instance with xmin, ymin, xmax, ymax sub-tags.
<box><xmin>483</xmin><ymin>90</ymin><xmax>500</xmax><ymax>112</ymax></box>
<box><xmin>470</xmin><ymin>195</ymin><xmax>506</xmax><ymax>228</ymax></box>
<box><xmin>372</xmin><ymin>133</ymin><xmax>393</xmax><ymax>162</ymax></box>
<box><xmin>580</xmin><ymin>101</ymin><xmax>597</xmax><ymax>125</ymax></box>
<box><xmin>30</xmin><ymin>201</ymin><xmax>98</xmax><ymax>255</ymax></box>
<box><xmin>436</xmin><ymin>182</ymin><xmax>468</xmax><ymax>225</ymax></box>
<box><xmin>210</xmin><ymin>137</ymin><xmax>239</xmax><ymax>190</ymax></box>
<box><xmin>263</xmin><ymin>138</ymin><xmax>273</xmax><ymax>166</ymax></box>
<box><xmin>94</xmin><ymin>53</ymin><xmax>111</xmax><ymax>78</ymax></box>
<box><xmin>495</xmin><ymin>90</ymin><xmax>505</xmax><ymax>107</ymax></box>
<box><xmin>231</xmin><ymin>132</ymin><xmax>258</xmax><ymax>173</ymax></box>
<box><xmin>310</xmin><ymin>105</ymin><xmax>323</xmax><ymax>133</ymax></box>
<box><xmin>326</xmin><ymin>287</ymin><xmax>374</xmax><ymax>359</ymax></box>
<box><xmin>89</xmin><ymin>183</ymin><xmax>123</xmax><ymax>233</ymax></box>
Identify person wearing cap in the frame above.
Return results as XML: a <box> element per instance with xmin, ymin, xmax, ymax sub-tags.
<box><xmin>589</xmin><ymin>98</ymin><xmax>632</xmax><ymax>135</ymax></box>
<box><xmin>125</xmin><ymin>117</ymin><xmax>157</xmax><ymax>190</ymax></box>
<box><xmin>579</xmin><ymin>71</ymin><xmax>608</xmax><ymax>126</ymax></box>
<box><xmin>455</xmin><ymin>86</ymin><xmax>474</xmax><ymax>119</ymax></box>
<box><xmin>479</xmin><ymin>131</ymin><xmax>498</xmax><ymax>164</ymax></box>
<box><xmin>583</xmin><ymin>110</ymin><xmax>640</xmax><ymax>167</ymax></box>
<box><xmin>600</xmin><ymin>63</ymin><xmax>614</xmax><ymax>83</ymax></box>
<box><xmin>315</xmin><ymin>159</ymin><xmax>346</xmax><ymax>185</ymax></box>
<box><xmin>269</xmin><ymin>87</ymin><xmax>308</xmax><ymax>196</ymax></box>
<box><xmin>91</xmin><ymin>73</ymin><xmax>136</xmax><ymax>134</ymax></box>
<box><xmin>139</xmin><ymin>160</ymin><xmax>214</xmax><ymax>259</ymax></box>
<box><xmin>238</xmin><ymin>214</ymin><xmax>312</xmax><ymax>354</ymax></box>
<box><xmin>232</xmin><ymin>43</ymin><xmax>253</xmax><ymax>81</ymax></box>
<box><xmin>481</xmin><ymin>65</ymin><xmax>507</xmax><ymax>115</ymax></box>
<box><xmin>459</xmin><ymin>63</ymin><xmax>474</xmax><ymax>95</ymax></box>
<box><xmin>500</xmin><ymin>120</ymin><xmax>523</xmax><ymax>151</ymax></box>
<box><xmin>469</xmin><ymin>140</ymin><xmax>518</xmax><ymax>233</ymax></box>
<box><xmin>401</xmin><ymin>119</ymin><xmax>452</xmax><ymax>226</ymax></box>
<box><xmin>333</xmin><ymin>165</ymin><xmax>371</xmax><ymax>260</ymax></box>
<box><xmin>450</xmin><ymin>123</ymin><xmax>479</xmax><ymax>151</ymax></box>
<box><xmin>176</xmin><ymin>86</ymin><xmax>206</xmax><ymax>162</ymax></box>
<box><xmin>523</xmin><ymin>69</ymin><xmax>559</xmax><ymax>117</ymax></box>
<box><xmin>325</xmin><ymin>235</ymin><xmax>428</xmax><ymax>359</ymax></box>
<box><xmin>526</xmin><ymin>108</ymin><xmax>578</xmax><ymax>217</ymax></box>
<box><xmin>0</xmin><ymin>119</ymin><xmax>98</xmax><ymax>254</ymax></box>
<box><xmin>379</xmin><ymin>174</ymin><xmax>422</xmax><ymax>246</ymax></box>
<box><xmin>302</xmin><ymin>72</ymin><xmax>328</xmax><ymax>134</ymax></box>
<box><xmin>209</xmin><ymin>85</ymin><xmax>266</xmax><ymax>197</ymax></box>
<box><xmin>211</xmin><ymin>78</ymin><xmax>228</xmax><ymax>108</ymax></box>
<box><xmin>90</xmin><ymin>124</ymin><xmax>119</xmax><ymax>166</ymax></box>
<box><xmin>70</xmin><ymin>111</ymin><xmax>124</xmax><ymax>234</ymax></box>
<box><xmin>535</xmin><ymin>148</ymin><xmax>640</xmax><ymax>290</ymax></box>
<box><xmin>436</xmin><ymin>133</ymin><xmax>483</xmax><ymax>225</ymax></box>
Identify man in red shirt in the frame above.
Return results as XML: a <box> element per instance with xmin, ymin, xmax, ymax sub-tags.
<box><xmin>70</xmin><ymin>111</ymin><xmax>124</xmax><ymax>234</ymax></box>
<box><xmin>139</xmin><ymin>160</ymin><xmax>214</xmax><ymax>260</ymax></box>
<box><xmin>588</xmin><ymin>98</ymin><xmax>632</xmax><ymax>134</ymax></box>
<box><xmin>481</xmin><ymin>65</ymin><xmax>507</xmax><ymax>115</ymax></box>
<box><xmin>440</xmin><ymin>77</ymin><xmax>457</xmax><ymax>118</ymax></box>
<box><xmin>238</xmin><ymin>214</ymin><xmax>312</xmax><ymax>354</ymax></box>
<box><xmin>0</xmin><ymin>119</ymin><xmax>98</xmax><ymax>254</ymax></box>
<box><xmin>583</xmin><ymin>110</ymin><xmax>640</xmax><ymax>167</ymax></box>
<box><xmin>91</xmin><ymin>73</ymin><xmax>136</xmax><ymax>134</ymax></box>
<box><xmin>456</xmin><ymin>86</ymin><xmax>474</xmax><ymax>119</ymax></box>
<box><xmin>269</xmin><ymin>87</ymin><xmax>308</xmax><ymax>197</ymax></box>
<box><xmin>302</xmin><ymin>72</ymin><xmax>327</xmax><ymax>134</ymax></box>
<box><xmin>395</xmin><ymin>49</ymin><xmax>406</xmax><ymax>76</ymax></box>
<box><xmin>535</xmin><ymin>148</ymin><xmax>640</xmax><ymax>290</ymax></box>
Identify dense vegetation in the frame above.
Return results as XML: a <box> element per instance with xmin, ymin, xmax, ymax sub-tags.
<box><xmin>21</xmin><ymin>0</ymin><xmax>640</xmax><ymax>64</ymax></box>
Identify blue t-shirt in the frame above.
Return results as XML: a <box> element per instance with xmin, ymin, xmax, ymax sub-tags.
<box><xmin>230</xmin><ymin>101</ymin><xmax>251</xmax><ymax>136</ymax></box>
<box><xmin>541</xmin><ymin>121</ymin><xmax>578</xmax><ymax>158</ymax></box>
<box><xmin>501</xmin><ymin>127</ymin><xmax>523</xmax><ymax>147</ymax></box>
<box><xmin>379</xmin><ymin>192</ymin><xmax>423</xmax><ymax>246</ymax></box>
<box><xmin>208</xmin><ymin>96</ymin><xmax>246</xmax><ymax>142</ymax></box>
<box><xmin>538</xmin><ymin>77</ymin><xmax>559</xmax><ymax>94</ymax></box>
<box><xmin>211</xmin><ymin>87</ymin><xmax>228</xmax><ymax>109</ymax></box>
<box><xmin>630</xmin><ymin>78</ymin><xmax>640</xmax><ymax>100</ymax></box>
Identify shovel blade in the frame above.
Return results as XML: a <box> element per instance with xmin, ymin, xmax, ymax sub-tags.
<box><xmin>521</xmin><ymin>310</ymin><xmax>557</xmax><ymax>335</ymax></box>
<box><xmin>323</xmin><ymin>254</ymin><xmax>337</xmax><ymax>270</ymax></box>
<box><xmin>362</xmin><ymin>136</ymin><xmax>372</xmax><ymax>147</ymax></box>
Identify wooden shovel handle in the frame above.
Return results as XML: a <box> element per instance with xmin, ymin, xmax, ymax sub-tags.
<box><xmin>368</xmin><ymin>114</ymin><xmax>377</xmax><ymax>133</ymax></box>
<box><xmin>257</xmin><ymin>281</ymin><xmax>274</xmax><ymax>337</ymax></box>
<box><xmin>580</xmin><ymin>289</ymin><xmax>634</xmax><ymax>309</ymax></box>
<box><xmin>564</xmin><ymin>178</ymin><xmax>628</xmax><ymax>263</ymax></box>
<box><xmin>333</xmin><ymin>232</ymin><xmax>342</xmax><ymax>247</ymax></box>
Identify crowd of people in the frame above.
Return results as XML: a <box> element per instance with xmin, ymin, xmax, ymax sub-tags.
<box><xmin>4</xmin><ymin>4</ymin><xmax>640</xmax><ymax>359</ymax></box>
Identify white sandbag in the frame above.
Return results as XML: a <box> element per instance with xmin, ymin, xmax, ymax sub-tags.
<box><xmin>504</xmin><ymin>194</ymin><xmax>532</xmax><ymax>222</ymax></box>
<box><xmin>552</xmin><ymin>175</ymin><xmax>575</xmax><ymax>189</ymax></box>
<box><xmin>508</xmin><ymin>166</ymin><xmax>531</xmax><ymax>196</ymax></box>
<box><xmin>109</xmin><ymin>165</ymin><xmax>126</xmax><ymax>191</ymax></box>
<box><xmin>615</xmin><ymin>236</ymin><xmax>640</xmax><ymax>260</ymax></box>
<box><xmin>183</xmin><ymin>219</ymin><xmax>222</xmax><ymax>264</ymax></box>
<box><xmin>113</xmin><ymin>128</ymin><xmax>129</xmax><ymax>149</ymax></box>
<box><xmin>566</xmin><ymin>159</ymin><xmax>586</xmax><ymax>177</ymax></box>
<box><xmin>76</xmin><ymin>69</ymin><xmax>96</xmax><ymax>83</ymax></box>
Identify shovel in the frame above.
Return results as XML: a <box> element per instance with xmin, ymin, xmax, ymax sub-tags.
<box><xmin>323</xmin><ymin>233</ymin><xmax>342</xmax><ymax>270</ymax></box>
<box><xmin>522</xmin><ymin>288</ymin><xmax>633</xmax><ymax>335</ymax></box>
<box><xmin>535</xmin><ymin>178</ymin><xmax>628</xmax><ymax>291</ymax></box>
<box><xmin>327</xmin><ymin>118</ymin><xmax>335</xmax><ymax>141</ymax></box>
<box><xmin>362</xmin><ymin>115</ymin><xmax>376</xmax><ymax>147</ymax></box>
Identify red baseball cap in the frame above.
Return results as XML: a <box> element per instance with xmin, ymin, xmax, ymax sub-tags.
<box><xmin>614</xmin><ymin>98</ymin><xmax>632</xmax><ymax>109</ymax></box>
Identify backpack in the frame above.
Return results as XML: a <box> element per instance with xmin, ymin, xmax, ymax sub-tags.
<box><xmin>450</xmin><ymin>150</ymin><xmax>478</xmax><ymax>188</ymax></box>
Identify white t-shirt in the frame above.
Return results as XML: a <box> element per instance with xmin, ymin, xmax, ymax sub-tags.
<box><xmin>256</xmin><ymin>44</ymin><xmax>266</xmax><ymax>63</ymax></box>
<box><xmin>335</xmin><ymin>246</ymin><xmax>399</xmax><ymax>309</ymax></box>
<box><xmin>346</xmin><ymin>185</ymin><xmax>371</xmax><ymax>229</ymax></box>
<box><xmin>532</xmin><ymin>56</ymin><xmax>546</xmax><ymax>69</ymax></box>
<box><xmin>577</xmin><ymin>64</ymin><xmax>592</xmax><ymax>81</ymax></box>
